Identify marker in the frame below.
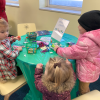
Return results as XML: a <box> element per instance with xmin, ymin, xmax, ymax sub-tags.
<box><xmin>51</xmin><ymin>39</ymin><xmax>52</xmax><ymax>43</ymax></box>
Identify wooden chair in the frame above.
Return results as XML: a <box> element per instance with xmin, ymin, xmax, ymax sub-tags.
<box><xmin>17</xmin><ymin>23</ymin><xmax>36</xmax><ymax>36</ymax></box>
<box><xmin>0</xmin><ymin>75</ymin><xmax>27</xmax><ymax>100</ymax></box>
<box><xmin>72</xmin><ymin>90</ymin><xmax>100</xmax><ymax>100</ymax></box>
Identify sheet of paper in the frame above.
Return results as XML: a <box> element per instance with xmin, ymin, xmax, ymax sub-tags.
<box><xmin>51</xmin><ymin>18</ymin><xmax>70</xmax><ymax>42</ymax></box>
<box><xmin>40</xmin><ymin>37</ymin><xmax>51</xmax><ymax>44</ymax></box>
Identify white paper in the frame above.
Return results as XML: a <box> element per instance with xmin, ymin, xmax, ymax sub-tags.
<box><xmin>51</xmin><ymin>18</ymin><xmax>70</xmax><ymax>42</ymax></box>
<box><xmin>40</xmin><ymin>37</ymin><xmax>51</xmax><ymax>44</ymax></box>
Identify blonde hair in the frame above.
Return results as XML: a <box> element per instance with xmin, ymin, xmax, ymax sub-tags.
<box><xmin>0</xmin><ymin>17</ymin><xmax>9</xmax><ymax>28</ymax></box>
<box><xmin>44</xmin><ymin>57</ymin><xmax>72</xmax><ymax>87</ymax></box>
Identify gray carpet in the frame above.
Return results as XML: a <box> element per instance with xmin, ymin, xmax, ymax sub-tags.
<box><xmin>90</xmin><ymin>76</ymin><xmax>100</xmax><ymax>91</ymax></box>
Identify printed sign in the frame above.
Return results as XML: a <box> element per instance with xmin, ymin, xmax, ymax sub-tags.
<box><xmin>51</xmin><ymin>18</ymin><xmax>70</xmax><ymax>42</ymax></box>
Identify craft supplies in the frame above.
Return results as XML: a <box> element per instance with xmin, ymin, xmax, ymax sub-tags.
<box><xmin>49</xmin><ymin>43</ymin><xmax>61</xmax><ymax>50</ymax></box>
<box><xmin>40</xmin><ymin>46</ymin><xmax>50</xmax><ymax>53</ymax></box>
<box><xmin>36</xmin><ymin>30</ymin><xmax>51</xmax><ymax>36</ymax></box>
<box><xmin>27</xmin><ymin>32</ymin><xmax>37</xmax><ymax>40</ymax></box>
<box><xmin>51</xmin><ymin>39</ymin><xmax>52</xmax><ymax>43</ymax></box>
<box><xmin>26</xmin><ymin>41</ymin><xmax>37</xmax><ymax>54</ymax></box>
<box><xmin>66</xmin><ymin>42</ymin><xmax>75</xmax><ymax>47</ymax></box>
<box><xmin>12</xmin><ymin>43</ymin><xmax>24</xmax><ymax>46</ymax></box>
<box><xmin>38</xmin><ymin>41</ymin><xmax>49</xmax><ymax>47</ymax></box>
<box><xmin>13</xmin><ymin>45</ymin><xmax>25</xmax><ymax>49</ymax></box>
<box><xmin>40</xmin><ymin>37</ymin><xmax>51</xmax><ymax>45</ymax></box>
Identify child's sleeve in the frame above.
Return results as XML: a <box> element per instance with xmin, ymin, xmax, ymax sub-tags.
<box><xmin>34</xmin><ymin>68</ymin><xmax>45</xmax><ymax>93</ymax></box>
<box><xmin>0</xmin><ymin>43</ymin><xmax>19</xmax><ymax>60</ymax></box>
<box><xmin>57</xmin><ymin>42</ymin><xmax>88</xmax><ymax>59</ymax></box>
<box><xmin>8</xmin><ymin>36</ymin><xmax>16</xmax><ymax>44</ymax></box>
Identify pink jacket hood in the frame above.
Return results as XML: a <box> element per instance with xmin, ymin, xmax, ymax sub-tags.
<box><xmin>82</xmin><ymin>29</ymin><xmax>100</xmax><ymax>47</ymax></box>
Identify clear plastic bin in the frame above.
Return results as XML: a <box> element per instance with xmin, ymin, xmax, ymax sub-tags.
<box><xmin>27</xmin><ymin>32</ymin><xmax>37</xmax><ymax>40</ymax></box>
<box><xmin>26</xmin><ymin>41</ymin><xmax>37</xmax><ymax>54</ymax></box>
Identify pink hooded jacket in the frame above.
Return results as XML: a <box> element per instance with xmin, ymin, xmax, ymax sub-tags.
<box><xmin>57</xmin><ymin>29</ymin><xmax>100</xmax><ymax>83</ymax></box>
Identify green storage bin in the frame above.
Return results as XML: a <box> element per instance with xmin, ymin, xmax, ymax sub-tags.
<box><xmin>27</xmin><ymin>32</ymin><xmax>37</xmax><ymax>40</ymax></box>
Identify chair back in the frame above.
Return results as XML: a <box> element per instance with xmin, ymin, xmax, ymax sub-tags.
<box><xmin>72</xmin><ymin>90</ymin><xmax>100</xmax><ymax>100</ymax></box>
<box><xmin>0</xmin><ymin>75</ymin><xmax>26</xmax><ymax>96</ymax></box>
<box><xmin>17</xmin><ymin>23</ymin><xmax>36</xmax><ymax>36</ymax></box>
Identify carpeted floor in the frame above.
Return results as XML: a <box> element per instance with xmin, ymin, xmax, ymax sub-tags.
<box><xmin>90</xmin><ymin>76</ymin><xmax>100</xmax><ymax>91</ymax></box>
<box><xmin>0</xmin><ymin>76</ymin><xmax>100</xmax><ymax>100</ymax></box>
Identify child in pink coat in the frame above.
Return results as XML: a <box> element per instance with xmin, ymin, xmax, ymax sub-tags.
<box><xmin>54</xmin><ymin>10</ymin><xmax>100</xmax><ymax>95</ymax></box>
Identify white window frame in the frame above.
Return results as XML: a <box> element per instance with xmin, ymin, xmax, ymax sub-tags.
<box><xmin>47</xmin><ymin>0</ymin><xmax>82</xmax><ymax>11</ymax></box>
<box><xmin>6</xmin><ymin>0</ymin><xmax>19</xmax><ymax>7</ymax></box>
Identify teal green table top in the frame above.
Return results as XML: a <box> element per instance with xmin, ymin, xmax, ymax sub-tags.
<box><xmin>14</xmin><ymin>31</ymin><xmax>79</xmax><ymax>100</ymax></box>
<box><xmin>14</xmin><ymin>31</ymin><xmax>77</xmax><ymax>65</ymax></box>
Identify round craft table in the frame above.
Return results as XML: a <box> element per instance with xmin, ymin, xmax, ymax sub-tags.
<box><xmin>14</xmin><ymin>31</ymin><xmax>79</xmax><ymax>100</ymax></box>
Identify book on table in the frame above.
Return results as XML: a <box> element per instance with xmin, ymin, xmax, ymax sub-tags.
<box><xmin>36</xmin><ymin>30</ymin><xmax>51</xmax><ymax>36</ymax></box>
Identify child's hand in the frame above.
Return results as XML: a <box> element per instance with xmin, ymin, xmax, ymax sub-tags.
<box><xmin>36</xmin><ymin>63</ymin><xmax>43</xmax><ymax>69</ymax></box>
<box><xmin>54</xmin><ymin>45</ymin><xmax>59</xmax><ymax>52</ymax></box>
<box><xmin>66</xmin><ymin>58</ymin><xmax>71</xmax><ymax>65</ymax></box>
<box><xmin>14</xmin><ymin>36</ymin><xmax>21</xmax><ymax>41</ymax></box>
<box><xmin>16</xmin><ymin>46</ymin><xmax>22</xmax><ymax>51</ymax></box>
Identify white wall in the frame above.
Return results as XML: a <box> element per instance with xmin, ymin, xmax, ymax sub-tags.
<box><xmin>6</xmin><ymin>0</ymin><xmax>100</xmax><ymax>37</ymax></box>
